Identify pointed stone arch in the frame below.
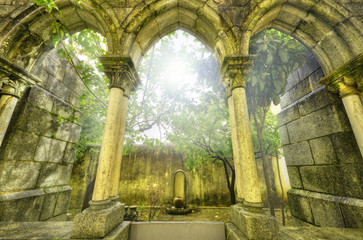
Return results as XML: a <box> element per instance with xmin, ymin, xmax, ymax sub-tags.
<box><xmin>0</xmin><ymin>0</ymin><xmax>116</xmax><ymax>71</ymax></box>
<box><xmin>244</xmin><ymin>0</ymin><xmax>363</xmax><ymax>74</ymax></box>
<box><xmin>117</xmin><ymin>0</ymin><xmax>238</xmax><ymax>66</ymax></box>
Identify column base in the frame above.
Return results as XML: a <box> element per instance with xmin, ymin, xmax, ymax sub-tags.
<box><xmin>71</xmin><ymin>200</ymin><xmax>125</xmax><ymax>239</ymax></box>
<box><xmin>231</xmin><ymin>204</ymin><xmax>279</xmax><ymax>240</ymax></box>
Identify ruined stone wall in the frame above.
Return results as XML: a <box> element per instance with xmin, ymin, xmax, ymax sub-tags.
<box><xmin>278</xmin><ymin>53</ymin><xmax>363</xmax><ymax>228</ymax></box>
<box><xmin>119</xmin><ymin>145</ymin><xmax>231</xmax><ymax>207</ymax></box>
<box><xmin>0</xmin><ymin>48</ymin><xmax>83</xmax><ymax>221</ymax></box>
<box><xmin>70</xmin><ymin>145</ymin><xmax>291</xmax><ymax>210</ymax></box>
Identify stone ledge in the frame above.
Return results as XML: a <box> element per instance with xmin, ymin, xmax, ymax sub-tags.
<box><xmin>231</xmin><ymin>205</ymin><xmax>279</xmax><ymax>240</ymax></box>
<box><xmin>71</xmin><ymin>202</ymin><xmax>125</xmax><ymax>239</ymax></box>
<box><xmin>280</xmin><ymin>226</ymin><xmax>363</xmax><ymax>240</ymax></box>
<box><xmin>288</xmin><ymin>188</ymin><xmax>363</xmax><ymax>228</ymax></box>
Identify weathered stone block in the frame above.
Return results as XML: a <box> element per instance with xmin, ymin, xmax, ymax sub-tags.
<box><xmin>300</xmin><ymin>165</ymin><xmax>363</xmax><ymax>198</ymax></box>
<box><xmin>286</xmin><ymin>166</ymin><xmax>303</xmax><ymax>189</ymax></box>
<box><xmin>282</xmin><ymin>79</ymin><xmax>311</xmax><ymax>108</ymax></box>
<box><xmin>40</xmin><ymin>187</ymin><xmax>58</xmax><ymax>221</ymax></box>
<box><xmin>309</xmin><ymin>136</ymin><xmax>337</xmax><ymax>164</ymax></box>
<box><xmin>3</xmin><ymin>130</ymin><xmax>39</xmax><ymax>161</ymax></box>
<box><xmin>0</xmin><ymin>189</ymin><xmax>45</xmax><ymax>221</ymax></box>
<box><xmin>340</xmin><ymin>197</ymin><xmax>363</xmax><ymax>228</ymax></box>
<box><xmin>331</xmin><ymin>132</ymin><xmax>363</xmax><ymax>164</ymax></box>
<box><xmin>286</xmin><ymin>105</ymin><xmax>350</xmax><ymax>143</ymax></box>
<box><xmin>309</xmin><ymin>68</ymin><xmax>324</xmax><ymax>90</ymax></box>
<box><xmin>63</xmin><ymin>143</ymin><xmax>77</xmax><ymax>163</ymax></box>
<box><xmin>34</xmin><ymin>137</ymin><xmax>67</xmax><ymax>163</ymax></box>
<box><xmin>317</xmin><ymin>31</ymin><xmax>353</xmax><ymax>69</ymax></box>
<box><xmin>72</xmin><ymin>202</ymin><xmax>125</xmax><ymax>239</ymax></box>
<box><xmin>54</xmin><ymin>186</ymin><xmax>72</xmax><ymax>216</ymax></box>
<box><xmin>308</xmin><ymin>192</ymin><xmax>345</xmax><ymax>227</ymax></box>
<box><xmin>0</xmin><ymin>161</ymin><xmax>41</xmax><ymax>192</ymax></box>
<box><xmin>17</xmin><ymin>104</ymin><xmax>60</xmax><ymax>137</ymax></box>
<box><xmin>74</xmin><ymin>110</ymin><xmax>83</xmax><ymax>124</ymax></box>
<box><xmin>283</xmin><ymin>141</ymin><xmax>313</xmax><ymax>166</ymax></box>
<box><xmin>297</xmin><ymin>87</ymin><xmax>339</xmax><ymax>116</ymax></box>
<box><xmin>56</xmin><ymin>121</ymin><xmax>82</xmax><ymax>143</ymax></box>
<box><xmin>28</xmin><ymin>86</ymin><xmax>54</xmax><ymax>112</ymax></box>
<box><xmin>69</xmin><ymin>93</ymin><xmax>81</xmax><ymax>109</ymax></box>
<box><xmin>37</xmin><ymin>163</ymin><xmax>73</xmax><ymax>187</ymax></box>
<box><xmin>52</xmin><ymin>99</ymin><xmax>74</xmax><ymax>119</ymax></box>
<box><xmin>276</xmin><ymin>104</ymin><xmax>299</xmax><ymax>127</ymax></box>
<box><xmin>298</xmin><ymin>54</ymin><xmax>321</xmax><ymax>81</ymax></box>
<box><xmin>231</xmin><ymin>205</ymin><xmax>279</xmax><ymax>240</ymax></box>
<box><xmin>46</xmin><ymin>75</ymin><xmax>71</xmax><ymax>102</ymax></box>
<box><xmin>42</xmin><ymin>56</ymin><xmax>59</xmax><ymax>78</ymax></box>
<box><xmin>287</xmin><ymin>189</ymin><xmax>314</xmax><ymax>224</ymax></box>
<box><xmin>278</xmin><ymin>125</ymin><xmax>289</xmax><ymax>145</ymax></box>
<box><xmin>285</xmin><ymin>69</ymin><xmax>301</xmax><ymax>92</ymax></box>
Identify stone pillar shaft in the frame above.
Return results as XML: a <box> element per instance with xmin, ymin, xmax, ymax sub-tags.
<box><xmin>342</xmin><ymin>94</ymin><xmax>363</xmax><ymax>157</ymax></box>
<box><xmin>232</xmin><ymin>87</ymin><xmax>262</xmax><ymax>205</ymax></box>
<box><xmin>0</xmin><ymin>86</ymin><xmax>18</xmax><ymax>146</ymax></box>
<box><xmin>92</xmin><ymin>87</ymin><xmax>124</xmax><ymax>201</ymax></box>
<box><xmin>227</xmin><ymin>93</ymin><xmax>244</xmax><ymax>201</ymax></box>
<box><xmin>110</xmin><ymin>96</ymin><xmax>129</xmax><ymax>198</ymax></box>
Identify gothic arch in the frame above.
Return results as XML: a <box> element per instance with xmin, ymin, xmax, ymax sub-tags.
<box><xmin>117</xmin><ymin>0</ymin><xmax>238</xmax><ymax>66</ymax></box>
<box><xmin>244</xmin><ymin>0</ymin><xmax>363</xmax><ymax>74</ymax></box>
<box><xmin>0</xmin><ymin>0</ymin><xmax>117</xmax><ymax>71</ymax></box>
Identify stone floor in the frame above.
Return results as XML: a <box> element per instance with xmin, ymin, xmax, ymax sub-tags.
<box><xmin>1</xmin><ymin>221</ymin><xmax>363</xmax><ymax>240</ymax></box>
<box><xmin>0</xmin><ymin>221</ymin><xmax>73</xmax><ymax>239</ymax></box>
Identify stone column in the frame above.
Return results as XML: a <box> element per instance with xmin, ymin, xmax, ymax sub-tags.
<box><xmin>110</xmin><ymin>92</ymin><xmax>130</xmax><ymax>199</ymax></box>
<box><xmin>72</xmin><ymin>56</ymin><xmax>138</xmax><ymax>239</ymax></box>
<box><xmin>223</xmin><ymin>56</ymin><xmax>262</xmax><ymax>207</ymax></box>
<box><xmin>224</xmin><ymin>80</ymin><xmax>244</xmax><ymax>203</ymax></box>
<box><xmin>222</xmin><ymin>56</ymin><xmax>279</xmax><ymax>240</ymax></box>
<box><xmin>0</xmin><ymin>78</ymin><xmax>27</xmax><ymax>147</ymax></box>
<box><xmin>320</xmin><ymin>54</ymin><xmax>363</xmax><ymax>158</ymax></box>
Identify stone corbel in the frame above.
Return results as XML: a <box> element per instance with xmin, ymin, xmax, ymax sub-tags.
<box><xmin>221</xmin><ymin>56</ymin><xmax>254</xmax><ymax>90</ymax></box>
<box><xmin>320</xmin><ymin>54</ymin><xmax>363</xmax><ymax>97</ymax></box>
<box><xmin>99</xmin><ymin>56</ymin><xmax>140</xmax><ymax>97</ymax></box>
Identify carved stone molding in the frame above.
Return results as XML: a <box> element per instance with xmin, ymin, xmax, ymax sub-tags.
<box><xmin>320</xmin><ymin>54</ymin><xmax>363</xmax><ymax>97</ymax></box>
<box><xmin>221</xmin><ymin>56</ymin><xmax>254</xmax><ymax>90</ymax></box>
<box><xmin>0</xmin><ymin>77</ymin><xmax>28</xmax><ymax>98</ymax></box>
<box><xmin>0</xmin><ymin>56</ymin><xmax>40</xmax><ymax>97</ymax></box>
<box><xmin>99</xmin><ymin>56</ymin><xmax>140</xmax><ymax>97</ymax></box>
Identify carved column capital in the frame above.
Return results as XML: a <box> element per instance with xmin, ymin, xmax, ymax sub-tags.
<box><xmin>320</xmin><ymin>54</ymin><xmax>363</xmax><ymax>98</ymax></box>
<box><xmin>0</xmin><ymin>74</ymin><xmax>29</xmax><ymax>98</ymax></box>
<box><xmin>221</xmin><ymin>56</ymin><xmax>254</xmax><ymax>90</ymax></box>
<box><xmin>99</xmin><ymin>56</ymin><xmax>140</xmax><ymax>97</ymax></box>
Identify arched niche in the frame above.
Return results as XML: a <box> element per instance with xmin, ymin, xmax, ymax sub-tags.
<box><xmin>173</xmin><ymin>169</ymin><xmax>186</xmax><ymax>200</ymax></box>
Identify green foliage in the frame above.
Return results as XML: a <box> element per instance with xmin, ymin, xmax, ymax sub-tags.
<box><xmin>33</xmin><ymin>0</ymin><xmax>59</xmax><ymax>13</ymax></box>
<box><xmin>248</xmin><ymin>29</ymin><xmax>306</xmax><ymax>107</ymax></box>
<box><xmin>247</xmin><ymin>29</ymin><xmax>307</xmax><ymax>156</ymax></box>
<box><xmin>251</xmin><ymin>110</ymin><xmax>281</xmax><ymax>156</ymax></box>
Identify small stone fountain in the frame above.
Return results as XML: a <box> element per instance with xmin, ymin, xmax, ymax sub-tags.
<box><xmin>166</xmin><ymin>170</ymin><xmax>192</xmax><ymax>215</ymax></box>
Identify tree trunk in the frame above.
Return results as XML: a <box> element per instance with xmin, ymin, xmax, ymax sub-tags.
<box><xmin>276</xmin><ymin>153</ymin><xmax>285</xmax><ymax>225</ymax></box>
<box><xmin>257</xmin><ymin>128</ymin><xmax>275</xmax><ymax>216</ymax></box>
<box><xmin>222</xmin><ymin>160</ymin><xmax>236</xmax><ymax>205</ymax></box>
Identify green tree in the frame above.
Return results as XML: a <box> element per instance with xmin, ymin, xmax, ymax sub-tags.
<box><xmin>247</xmin><ymin>29</ymin><xmax>306</xmax><ymax>216</ymax></box>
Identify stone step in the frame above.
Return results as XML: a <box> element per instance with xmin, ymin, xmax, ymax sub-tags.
<box><xmin>129</xmin><ymin>221</ymin><xmax>226</xmax><ymax>240</ymax></box>
<box><xmin>280</xmin><ymin>226</ymin><xmax>363</xmax><ymax>240</ymax></box>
